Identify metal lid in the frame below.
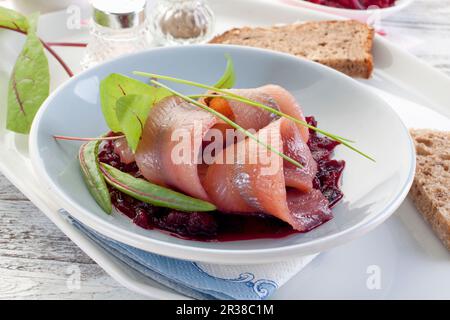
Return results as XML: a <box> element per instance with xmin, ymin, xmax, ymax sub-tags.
<box><xmin>92</xmin><ymin>0</ymin><xmax>147</xmax><ymax>29</ymax></box>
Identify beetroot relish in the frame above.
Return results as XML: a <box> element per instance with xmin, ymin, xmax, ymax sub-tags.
<box><xmin>109</xmin><ymin>188</ymin><xmax>295</xmax><ymax>241</ymax></box>
<box><xmin>306</xmin><ymin>116</ymin><xmax>345</xmax><ymax>208</ymax></box>
<box><xmin>98</xmin><ymin>146</ymin><xmax>139</xmax><ymax>175</ymax></box>
<box><xmin>305</xmin><ymin>0</ymin><xmax>395</xmax><ymax>10</ymax></box>
<box><xmin>109</xmin><ymin>189</ymin><xmax>220</xmax><ymax>239</ymax></box>
<box><xmin>98</xmin><ymin>116</ymin><xmax>344</xmax><ymax>241</ymax></box>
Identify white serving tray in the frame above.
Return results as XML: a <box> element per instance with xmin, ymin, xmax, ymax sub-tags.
<box><xmin>0</xmin><ymin>0</ymin><xmax>449</xmax><ymax>299</ymax></box>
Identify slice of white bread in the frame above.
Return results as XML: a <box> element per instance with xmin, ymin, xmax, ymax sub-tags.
<box><xmin>409</xmin><ymin>129</ymin><xmax>450</xmax><ymax>250</ymax></box>
<box><xmin>210</xmin><ymin>20</ymin><xmax>374</xmax><ymax>78</ymax></box>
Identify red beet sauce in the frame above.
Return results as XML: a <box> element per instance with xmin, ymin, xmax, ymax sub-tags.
<box><xmin>305</xmin><ymin>0</ymin><xmax>395</xmax><ymax>10</ymax></box>
<box><xmin>98</xmin><ymin>116</ymin><xmax>345</xmax><ymax>241</ymax></box>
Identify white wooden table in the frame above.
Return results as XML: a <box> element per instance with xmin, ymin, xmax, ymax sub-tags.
<box><xmin>0</xmin><ymin>0</ymin><xmax>449</xmax><ymax>299</ymax></box>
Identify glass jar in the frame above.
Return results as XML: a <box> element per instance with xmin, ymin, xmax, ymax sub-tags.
<box><xmin>81</xmin><ymin>0</ymin><xmax>152</xmax><ymax>70</ymax></box>
<box><xmin>150</xmin><ymin>0</ymin><xmax>215</xmax><ymax>46</ymax></box>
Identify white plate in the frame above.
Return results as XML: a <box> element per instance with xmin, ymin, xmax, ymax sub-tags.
<box><xmin>0</xmin><ymin>0</ymin><xmax>449</xmax><ymax>299</ymax></box>
<box><xmin>29</xmin><ymin>44</ymin><xmax>415</xmax><ymax>265</ymax></box>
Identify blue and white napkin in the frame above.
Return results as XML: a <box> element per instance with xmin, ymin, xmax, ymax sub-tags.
<box><xmin>65</xmin><ymin>213</ymin><xmax>317</xmax><ymax>300</ymax></box>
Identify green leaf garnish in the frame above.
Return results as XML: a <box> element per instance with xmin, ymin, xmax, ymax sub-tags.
<box><xmin>6</xmin><ymin>13</ymin><xmax>49</xmax><ymax>134</ymax></box>
<box><xmin>103</xmin><ymin>75</ymin><xmax>172</xmax><ymax>150</ymax></box>
<box><xmin>134</xmin><ymin>71</ymin><xmax>374</xmax><ymax>162</ymax></box>
<box><xmin>100</xmin><ymin>73</ymin><xmax>160</xmax><ymax>132</ymax></box>
<box><xmin>150</xmin><ymin>79</ymin><xmax>304</xmax><ymax>169</ymax></box>
<box><xmin>79</xmin><ymin>140</ymin><xmax>112</xmax><ymax>214</ymax></box>
<box><xmin>115</xmin><ymin>94</ymin><xmax>154</xmax><ymax>152</ymax></box>
<box><xmin>100</xmin><ymin>163</ymin><xmax>216</xmax><ymax>212</ymax></box>
<box><xmin>0</xmin><ymin>6</ymin><xmax>29</xmax><ymax>31</ymax></box>
<box><xmin>213</xmin><ymin>54</ymin><xmax>235</xmax><ymax>89</ymax></box>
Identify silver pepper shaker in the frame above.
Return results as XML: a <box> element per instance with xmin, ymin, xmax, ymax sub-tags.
<box><xmin>150</xmin><ymin>0</ymin><xmax>215</xmax><ymax>46</ymax></box>
<box><xmin>81</xmin><ymin>0</ymin><xmax>152</xmax><ymax>69</ymax></box>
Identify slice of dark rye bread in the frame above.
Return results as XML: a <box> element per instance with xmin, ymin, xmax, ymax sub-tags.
<box><xmin>409</xmin><ymin>129</ymin><xmax>450</xmax><ymax>250</ymax></box>
<box><xmin>210</xmin><ymin>20</ymin><xmax>375</xmax><ymax>78</ymax></box>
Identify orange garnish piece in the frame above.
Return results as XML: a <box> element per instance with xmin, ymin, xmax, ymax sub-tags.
<box><xmin>209</xmin><ymin>97</ymin><xmax>234</xmax><ymax>120</ymax></box>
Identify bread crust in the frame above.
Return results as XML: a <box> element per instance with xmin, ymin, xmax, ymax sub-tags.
<box><xmin>364</xmin><ymin>26</ymin><xmax>375</xmax><ymax>78</ymax></box>
<box><xmin>210</xmin><ymin>20</ymin><xmax>375</xmax><ymax>79</ymax></box>
<box><xmin>409</xmin><ymin>129</ymin><xmax>450</xmax><ymax>250</ymax></box>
